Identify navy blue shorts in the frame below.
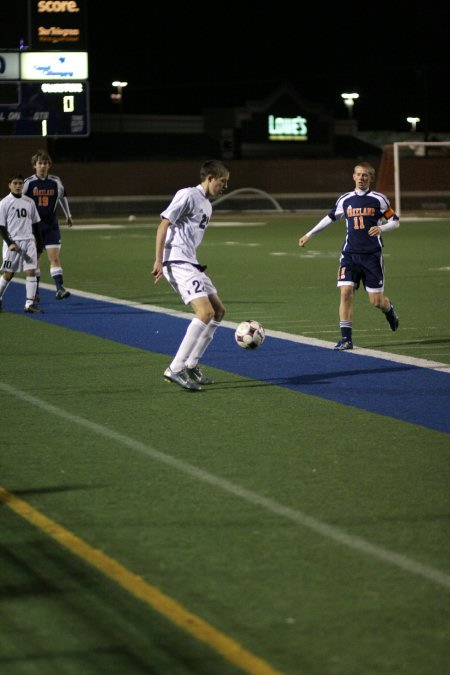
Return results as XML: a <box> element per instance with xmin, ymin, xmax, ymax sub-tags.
<box><xmin>337</xmin><ymin>251</ymin><xmax>385</xmax><ymax>292</ymax></box>
<box><xmin>40</xmin><ymin>223</ymin><xmax>62</xmax><ymax>248</ymax></box>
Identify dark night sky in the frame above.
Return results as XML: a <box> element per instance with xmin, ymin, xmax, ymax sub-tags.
<box><xmin>2</xmin><ymin>1</ymin><xmax>450</xmax><ymax>133</ymax></box>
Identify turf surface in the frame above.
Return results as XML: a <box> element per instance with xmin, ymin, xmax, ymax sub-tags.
<box><xmin>1</xmin><ymin>214</ymin><xmax>449</xmax><ymax>674</ymax></box>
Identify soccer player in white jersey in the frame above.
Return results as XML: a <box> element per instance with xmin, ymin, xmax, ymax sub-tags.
<box><xmin>0</xmin><ymin>173</ymin><xmax>44</xmax><ymax>314</ymax></box>
<box><xmin>152</xmin><ymin>159</ymin><xmax>230</xmax><ymax>391</ymax></box>
<box><xmin>298</xmin><ymin>162</ymin><xmax>400</xmax><ymax>350</ymax></box>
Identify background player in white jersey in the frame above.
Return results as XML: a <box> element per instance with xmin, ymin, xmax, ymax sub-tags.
<box><xmin>23</xmin><ymin>150</ymin><xmax>73</xmax><ymax>304</ymax></box>
<box><xmin>152</xmin><ymin>159</ymin><xmax>230</xmax><ymax>391</ymax></box>
<box><xmin>0</xmin><ymin>173</ymin><xmax>44</xmax><ymax>314</ymax></box>
<box><xmin>298</xmin><ymin>162</ymin><xmax>400</xmax><ymax>350</ymax></box>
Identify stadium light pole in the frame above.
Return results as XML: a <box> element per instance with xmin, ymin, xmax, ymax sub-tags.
<box><xmin>111</xmin><ymin>80</ymin><xmax>128</xmax><ymax>100</ymax></box>
<box><xmin>406</xmin><ymin>116</ymin><xmax>420</xmax><ymax>132</ymax></box>
<box><xmin>341</xmin><ymin>92</ymin><xmax>359</xmax><ymax>119</ymax></box>
<box><xmin>111</xmin><ymin>81</ymin><xmax>128</xmax><ymax>133</ymax></box>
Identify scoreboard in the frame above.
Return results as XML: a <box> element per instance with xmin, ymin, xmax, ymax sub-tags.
<box><xmin>0</xmin><ymin>50</ymin><xmax>89</xmax><ymax>137</ymax></box>
<box><xmin>0</xmin><ymin>0</ymin><xmax>89</xmax><ymax>137</ymax></box>
<box><xmin>0</xmin><ymin>80</ymin><xmax>89</xmax><ymax>137</ymax></box>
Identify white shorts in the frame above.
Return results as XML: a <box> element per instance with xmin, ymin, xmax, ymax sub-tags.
<box><xmin>163</xmin><ymin>262</ymin><xmax>217</xmax><ymax>305</ymax></box>
<box><xmin>1</xmin><ymin>239</ymin><xmax>37</xmax><ymax>274</ymax></box>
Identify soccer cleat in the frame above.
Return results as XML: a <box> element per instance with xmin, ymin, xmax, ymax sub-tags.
<box><xmin>24</xmin><ymin>305</ymin><xmax>44</xmax><ymax>314</ymax></box>
<box><xmin>334</xmin><ymin>337</ymin><xmax>353</xmax><ymax>351</ymax></box>
<box><xmin>56</xmin><ymin>287</ymin><xmax>71</xmax><ymax>300</ymax></box>
<box><xmin>385</xmin><ymin>305</ymin><xmax>399</xmax><ymax>331</ymax></box>
<box><xmin>164</xmin><ymin>367</ymin><xmax>202</xmax><ymax>391</ymax></box>
<box><xmin>185</xmin><ymin>366</ymin><xmax>215</xmax><ymax>385</ymax></box>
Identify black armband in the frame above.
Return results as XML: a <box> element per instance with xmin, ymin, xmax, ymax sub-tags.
<box><xmin>0</xmin><ymin>225</ymin><xmax>13</xmax><ymax>246</ymax></box>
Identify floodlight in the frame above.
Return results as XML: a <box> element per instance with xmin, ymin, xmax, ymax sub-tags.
<box><xmin>406</xmin><ymin>116</ymin><xmax>420</xmax><ymax>132</ymax></box>
<box><xmin>341</xmin><ymin>93</ymin><xmax>359</xmax><ymax>119</ymax></box>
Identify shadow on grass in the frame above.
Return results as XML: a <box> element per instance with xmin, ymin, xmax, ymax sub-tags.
<box><xmin>369</xmin><ymin>337</ymin><xmax>450</xmax><ymax>348</ymax></box>
<box><xmin>203</xmin><ymin>363</ymin><xmax>415</xmax><ymax>390</ymax></box>
<box><xmin>10</xmin><ymin>485</ymin><xmax>106</xmax><ymax>498</ymax></box>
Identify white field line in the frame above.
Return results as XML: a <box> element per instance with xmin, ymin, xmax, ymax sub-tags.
<box><xmin>15</xmin><ymin>279</ymin><xmax>450</xmax><ymax>374</ymax></box>
<box><xmin>1</xmin><ymin>380</ymin><xmax>449</xmax><ymax>590</ymax></box>
<box><xmin>69</xmin><ymin>222</ymin><xmax>266</xmax><ymax>230</ymax></box>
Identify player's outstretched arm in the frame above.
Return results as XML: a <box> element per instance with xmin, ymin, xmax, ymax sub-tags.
<box><xmin>299</xmin><ymin>234</ymin><xmax>310</xmax><ymax>247</ymax></box>
<box><xmin>299</xmin><ymin>215</ymin><xmax>333</xmax><ymax>247</ymax></box>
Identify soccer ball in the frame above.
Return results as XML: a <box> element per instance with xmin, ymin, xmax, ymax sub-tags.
<box><xmin>234</xmin><ymin>320</ymin><xmax>265</xmax><ymax>349</ymax></box>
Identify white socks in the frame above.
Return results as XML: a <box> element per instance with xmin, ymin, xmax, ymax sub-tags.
<box><xmin>0</xmin><ymin>276</ymin><xmax>11</xmax><ymax>298</ymax></box>
<box><xmin>170</xmin><ymin>318</ymin><xmax>221</xmax><ymax>373</ymax></box>
<box><xmin>0</xmin><ymin>276</ymin><xmax>37</xmax><ymax>308</ymax></box>
<box><xmin>185</xmin><ymin>320</ymin><xmax>220</xmax><ymax>369</ymax></box>
<box><xmin>25</xmin><ymin>276</ymin><xmax>37</xmax><ymax>308</ymax></box>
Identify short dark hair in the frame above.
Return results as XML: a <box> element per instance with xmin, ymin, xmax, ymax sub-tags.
<box><xmin>200</xmin><ymin>159</ymin><xmax>229</xmax><ymax>181</ymax></box>
<box><xmin>8</xmin><ymin>172</ymin><xmax>24</xmax><ymax>183</ymax></box>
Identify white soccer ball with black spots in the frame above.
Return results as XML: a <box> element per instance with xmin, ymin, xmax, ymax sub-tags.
<box><xmin>234</xmin><ymin>320</ymin><xmax>265</xmax><ymax>349</ymax></box>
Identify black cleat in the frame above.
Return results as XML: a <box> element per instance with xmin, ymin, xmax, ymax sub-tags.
<box><xmin>186</xmin><ymin>366</ymin><xmax>215</xmax><ymax>385</ymax></box>
<box><xmin>24</xmin><ymin>305</ymin><xmax>44</xmax><ymax>314</ymax></box>
<box><xmin>334</xmin><ymin>337</ymin><xmax>353</xmax><ymax>351</ymax></box>
<box><xmin>385</xmin><ymin>305</ymin><xmax>399</xmax><ymax>331</ymax></box>
<box><xmin>56</xmin><ymin>287</ymin><xmax>71</xmax><ymax>299</ymax></box>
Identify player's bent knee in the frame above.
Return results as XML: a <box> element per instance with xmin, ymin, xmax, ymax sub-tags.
<box><xmin>197</xmin><ymin>309</ymin><xmax>215</xmax><ymax>324</ymax></box>
<box><xmin>215</xmin><ymin>306</ymin><xmax>225</xmax><ymax>321</ymax></box>
<box><xmin>369</xmin><ymin>294</ymin><xmax>383</xmax><ymax>308</ymax></box>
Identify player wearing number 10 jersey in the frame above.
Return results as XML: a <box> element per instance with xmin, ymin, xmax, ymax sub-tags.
<box><xmin>0</xmin><ymin>173</ymin><xmax>44</xmax><ymax>313</ymax></box>
<box><xmin>298</xmin><ymin>162</ymin><xmax>400</xmax><ymax>350</ymax></box>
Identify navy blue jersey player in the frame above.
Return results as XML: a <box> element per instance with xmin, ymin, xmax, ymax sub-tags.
<box><xmin>23</xmin><ymin>150</ymin><xmax>73</xmax><ymax>302</ymax></box>
<box><xmin>299</xmin><ymin>162</ymin><xmax>399</xmax><ymax>350</ymax></box>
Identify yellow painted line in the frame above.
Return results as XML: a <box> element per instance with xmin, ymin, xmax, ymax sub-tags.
<box><xmin>0</xmin><ymin>486</ymin><xmax>283</xmax><ymax>675</ymax></box>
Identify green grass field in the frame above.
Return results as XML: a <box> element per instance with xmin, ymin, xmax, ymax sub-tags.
<box><xmin>55</xmin><ymin>213</ymin><xmax>450</xmax><ymax>363</ymax></box>
<box><xmin>1</xmin><ymin>213</ymin><xmax>449</xmax><ymax>674</ymax></box>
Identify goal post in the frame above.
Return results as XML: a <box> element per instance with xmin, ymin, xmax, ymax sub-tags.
<box><xmin>393</xmin><ymin>141</ymin><xmax>450</xmax><ymax>216</ymax></box>
<box><xmin>212</xmin><ymin>188</ymin><xmax>283</xmax><ymax>212</ymax></box>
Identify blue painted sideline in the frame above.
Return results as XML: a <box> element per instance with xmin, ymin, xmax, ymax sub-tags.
<box><xmin>5</xmin><ymin>283</ymin><xmax>450</xmax><ymax>434</ymax></box>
